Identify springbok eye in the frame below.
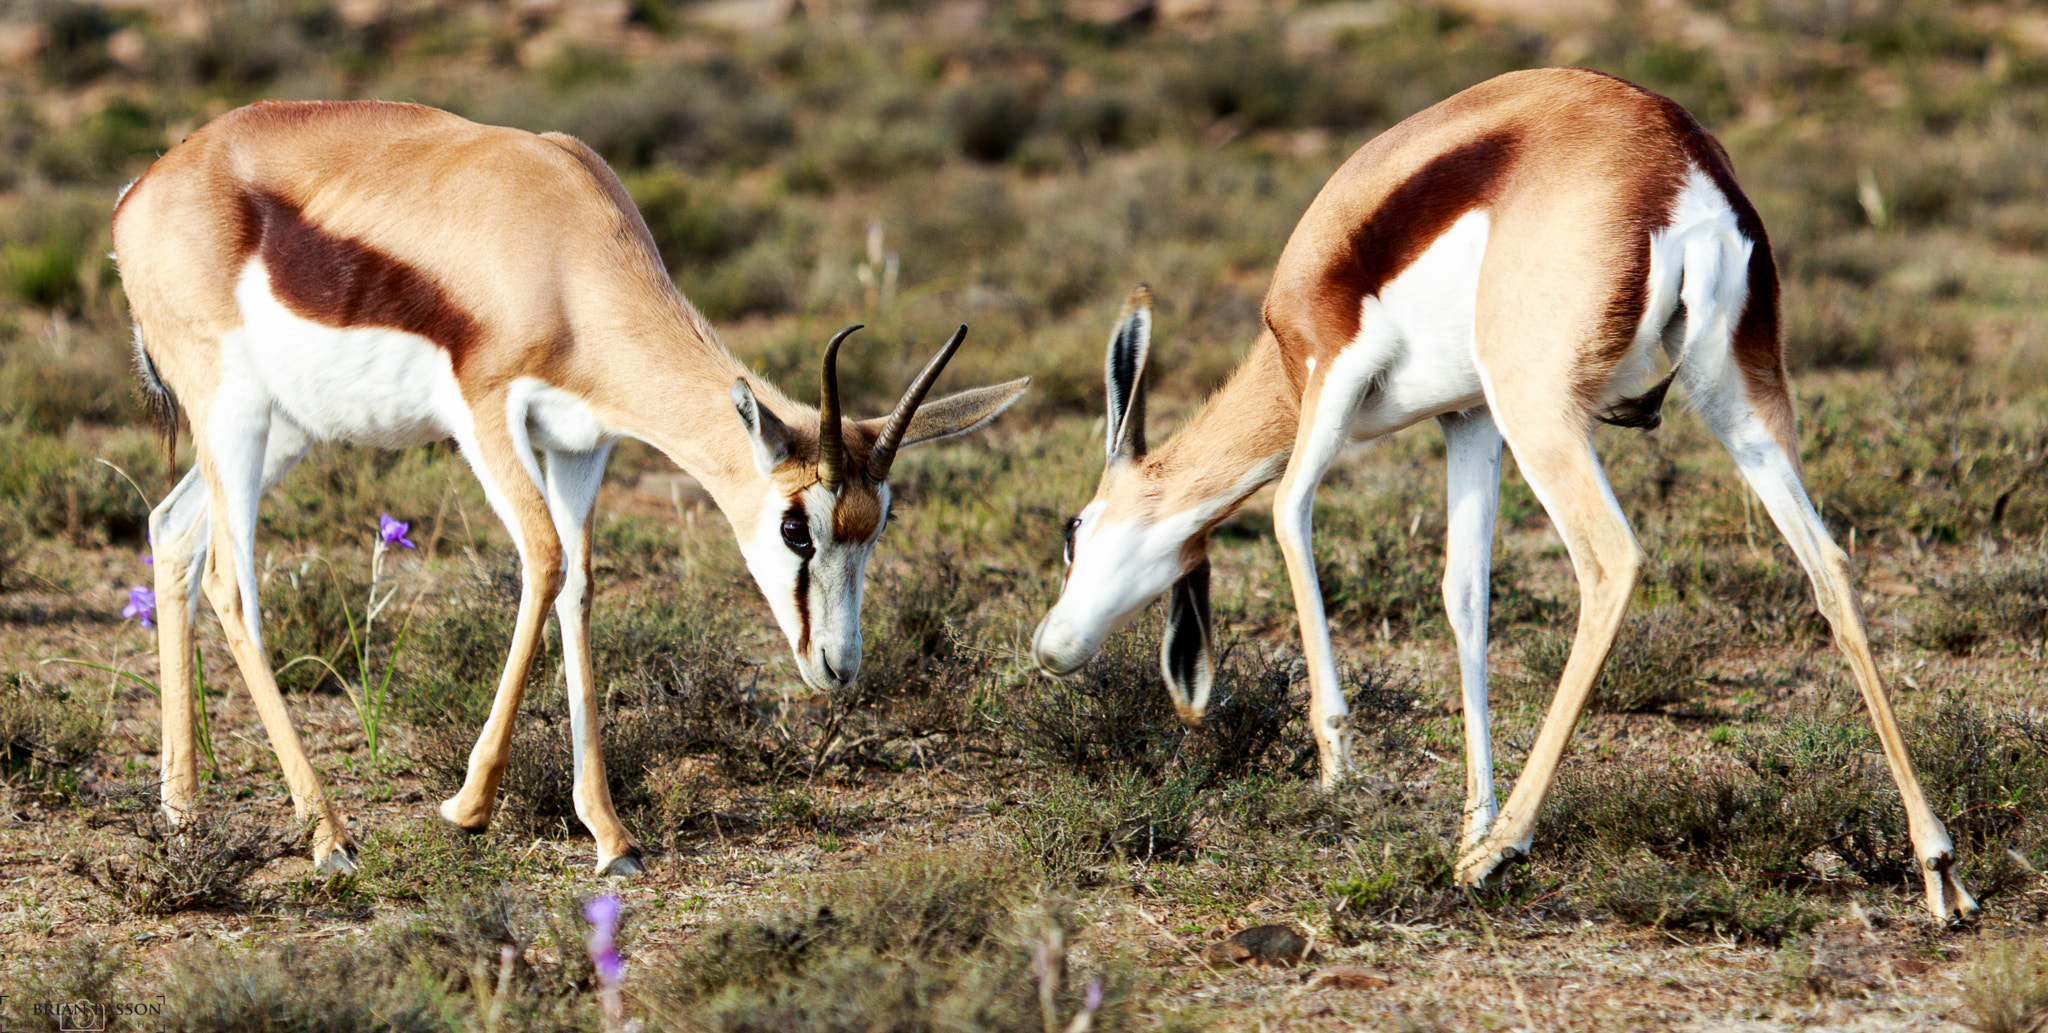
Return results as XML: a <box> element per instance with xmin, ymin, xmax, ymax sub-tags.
<box><xmin>1062</xmin><ymin>516</ymin><xmax>1081</xmax><ymax>564</ymax></box>
<box><xmin>781</xmin><ymin>508</ymin><xmax>815</xmax><ymax>559</ymax></box>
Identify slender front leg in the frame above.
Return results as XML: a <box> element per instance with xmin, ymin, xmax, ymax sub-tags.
<box><xmin>1272</xmin><ymin>366</ymin><xmax>1361</xmax><ymax>788</ymax></box>
<box><xmin>1439</xmin><ymin>408</ymin><xmax>1503</xmax><ymax>852</ymax></box>
<box><xmin>149</xmin><ymin>468</ymin><xmax>211</xmax><ymax>823</ymax></box>
<box><xmin>543</xmin><ymin>446</ymin><xmax>642</xmax><ymax>875</ymax></box>
<box><xmin>438</xmin><ymin>417</ymin><xmax>566</xmax><ymax>834</ymax></box>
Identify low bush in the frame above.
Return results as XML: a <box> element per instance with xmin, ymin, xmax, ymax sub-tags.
<box><xmin>260</xmin><ymin>554</ymin><xmax>373</xmax><ymax>694</ymax></box>
<box><xmin>1325</xmin><ymin>807</ymin><xmax>1463</xmax><ymax>931</ymax></box>
<box><xmin>1535</xmin><ymin>693</ymin><xmax>2048</xmax><ymax>937</ymax></box>
<box><xmin>638</xmin><ymin>849</ymin><xmax>1126</xmax><ymax>1032</ymax></box>
<box><xmin>1007</xmin><ymin>770</ymin><xmax>1204</xmax><ymax>878</ymax></box>
<box><xmin>1579</xmin><ymin>850</ymin><xmax>1821</xmax><ymax>943</ymax></box>
<box><xmin>0</xmin><ymin>671</ymin><xmax>107</xmax><ymax>780</ymax></box>
<box><xmin>67</xmin><ymin>785</ymin><xmax>303</xmax><ymax>915</ymax></box>
<box><xmin>1515</xmin><ymin>608</ymin><xmax>1720</xmax><ymax>713</ymax></box>
<box><xmin>1914</xmin><ymin>558</ymin><xmax>2048</xmax><ymax>656</ymax></box>
<box><xmin>1657</xmin><ymin>550</ymin><xmax>1828</xmax><ymax>646</ymax></box>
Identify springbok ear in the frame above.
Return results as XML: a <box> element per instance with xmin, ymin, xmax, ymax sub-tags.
<box><xmin>731</xmin><ymin>379</ymin><xmax>795</xmax><ymax>476</ymax></box>
<box><xmin>1105</xmin><ymin>284</ymin><xmax>1152</xmax><ymax>462</ymax></box>
<box><xmin>1161</xmin><ymin>557</ymin><xmax>1213</xmax><ymax>728</ymax></box>
<box><xmin>851</xmin><ymin>377</ymin><xmax>1030</xmax><ymax>451</ymax></box>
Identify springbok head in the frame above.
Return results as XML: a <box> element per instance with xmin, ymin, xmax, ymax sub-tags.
<box><xmin>1031</xmin><ymin>288</ymin><xmax>1217</xmax><ymax>726</ymax></box>
<box><xmin>731</xmin><ymin>324</ymin><xmax>1028</xmax><ymax>692</ymax></box>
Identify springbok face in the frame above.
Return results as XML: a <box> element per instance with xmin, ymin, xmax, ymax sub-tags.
<box><xmin>1031</xmin><ymin>288</ymin><xmax>1216</xmax><ymax>726</ymax></box>
<box><xmin>734</xmin><ymin>325</ymin><xmax>1029</xmax><ymax>692</ymax></box>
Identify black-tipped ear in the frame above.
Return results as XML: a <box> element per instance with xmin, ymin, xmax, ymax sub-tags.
<box><xmin>1105</xmin><ymin>285</ymin><xmax>1152</xmax><ymax>462</ymax></box>
<box><xmin>731</xmin><ymin>379</ymin><xmax>794</xmax><ymax>476</ymax></box>
<box><xmin>1161</xmin><ymin>558</ymin><xmax>1212</xmax><ymax>728</ymax></box>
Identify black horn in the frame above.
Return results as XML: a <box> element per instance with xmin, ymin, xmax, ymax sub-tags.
<box><xmin>816</xmin><ymin>325</ymin><xmax>861</xmax><ymax>491</ymax></box>
<box><xmin>866</xmin><ymin>323</ymin><xmax>969</xmax><ymax>483</ymax></box>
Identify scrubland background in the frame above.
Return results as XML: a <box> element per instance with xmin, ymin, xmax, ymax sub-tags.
<box><xmin>2</xmin><ymin>0</ymin><xmax>2047</xmax><ymax>1029</ymax></box>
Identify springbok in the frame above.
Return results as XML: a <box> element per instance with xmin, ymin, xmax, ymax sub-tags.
<box><xmin>113</xmin><ymin>99</ymin><xmax>1028</xmax><ymax>875</ymax></box>
<box><xmin>1031</xmin><ymin>69</ymin><xmax>1974</xmax><ymax>921</ymax></box>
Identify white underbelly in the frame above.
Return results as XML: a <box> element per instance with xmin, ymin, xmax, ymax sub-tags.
<box><xmin>231</xmin><ymin>261</ymin><xmax>464</xmax><ymax>449</ymax></box>
<box><xmin>1343</xmin><ymin>209</ymin><xmax>1491</xmax><ymax>440</ymax></box>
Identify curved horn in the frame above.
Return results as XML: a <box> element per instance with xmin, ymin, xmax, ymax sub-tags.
<box><xmin>817</xmin><ymin>324</ymin><xmax>861</xmax><ymax>491</ymax></box>
<box><xmin>866</xmin><ymin>323</ymin><xmax>969</xmax><ymax>483</ymax></box>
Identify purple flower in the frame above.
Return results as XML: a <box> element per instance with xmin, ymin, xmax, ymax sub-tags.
<box><xmin>585</xmin><ymin>895</ymin><xmax>623</xmax><ymax>986</ymax></box>
<box><xmin>122</xmin><ymin>585</ymin><xmax>156</xmax><ymax>629</ymax></box>
<box><xmin>377</xmin><ymin>514</ymin><xmax>416</xmax><ymax>549</ymax></box>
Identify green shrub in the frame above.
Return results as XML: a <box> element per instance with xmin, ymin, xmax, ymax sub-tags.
<box><xmin>1007</xmin><ymin>770</ymin><xmax>1203</xmax><ymax>878</ymax></box>
<box><xmin>1580</xmin><ymin>850</ymin><xmax>1820</xmax><ymax>943</ymax></box>
<box><xmin>944</xmin><ymin>81</ymin><xmax>1037</xmax><ymax>163</ymax></box>
<box><xmin>623</xmin><ymin>168</ymin><xmax>779</xmax><ymax>272</ymax></box>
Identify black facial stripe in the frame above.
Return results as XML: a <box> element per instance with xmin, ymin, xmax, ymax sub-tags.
<box><xmin>795</xmin><ymin>558</ymin><xmax>811</xmax><ymax>654</ymax></box>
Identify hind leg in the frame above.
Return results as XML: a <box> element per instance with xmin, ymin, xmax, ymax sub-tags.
<box><xmin>151</xmin><ymin>467</ymin><xmax>211</xmax><ymax>822</ymax></box>
<box><xmin>191</xmin><ymin>391</ymin><xmax>355</xmax><ymax>872</ymax></box>
<box><xmin>1455</xmin><ymin>370</ymin><xmax>1644</xmax><ymax>887</ymax></box>
<box><xmin>153</xmin><ymin>414</ymin><xmax>310</xmax><ymax>824</ymax></box>
<box><xmin>1686</xmin><ymin>360</ymin><xmax>1975</xmax><ymax>921</ymax></box>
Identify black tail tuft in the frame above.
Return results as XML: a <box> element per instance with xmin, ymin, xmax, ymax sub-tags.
<box><xmin>1596</xmin><ymin>370</ymin><xmax>1675</xmax><ymax>431</ymax></box>
<box><xmin>132</xmin><ymin>332</ymin><xmax>180</xmax><ymax>481</ymax></box>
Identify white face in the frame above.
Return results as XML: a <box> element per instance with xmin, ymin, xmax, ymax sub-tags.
<box><xmin>737</xmin><ymin>481</ymin><xmax>890</xmax><ymax>691</ymax></box>
<box><xmin>1031</xmin><ymin>494</ymin><xmax>1200</xmax><ymax>676</ymax></box>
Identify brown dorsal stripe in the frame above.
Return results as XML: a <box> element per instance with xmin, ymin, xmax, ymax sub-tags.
<box><xmin>238</xmin><ymin>190</ymin><xmax>480</xmax><ymax>365</ymax></box>
<box><xmin>1288</xmin><ymin>131</ymin><xmax>1521</xmax><ymax>365</ymax></box>
<box><xmin>1347</xmin><ymin>132</ymin><xmax>1519</xmax><ymax>305</ymax></box>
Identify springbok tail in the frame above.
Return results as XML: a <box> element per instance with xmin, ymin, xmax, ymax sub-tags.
<box><xmin>131</xmin><ymin>326</ymin><xmax>180</xmax><ymax>486</ymax></box>
<box><xmin>1596</xmin><ymin>229</ymin><xmax>1737</xmax><ymax>431</ymax></box>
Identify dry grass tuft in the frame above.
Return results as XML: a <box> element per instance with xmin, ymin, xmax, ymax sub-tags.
<box><xmin>1961</xmin><ymin>939</ymin><xmax>2048</xmax><ymax>1033</ymax></box>
<box><xmin>66</xmin><ymin>784</ymin><xmax>303</xmax><ymax>915</ymax></box>
<box><xmin>1515</xmin><ymin>608</ymin><xmax>1720</xmax><ymax>713</ymax></box>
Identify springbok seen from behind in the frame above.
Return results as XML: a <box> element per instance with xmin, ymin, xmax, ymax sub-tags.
<box><xmin>1031</xmin><ymin>68</ymin><xmax>1974</xmax><ymax>921</ymax></box>
<box><xmin>114</xmin><ymin>99</ymin><xmax>1028</xmax><ymax>875</ymax></box>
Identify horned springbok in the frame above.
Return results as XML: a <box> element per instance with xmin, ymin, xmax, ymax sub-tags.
<box><xmin>1031</xmin><ymin>68</ymin><xmax>1974</xmax><ymax>921</ymax></box>
<box><xmin>113</xmin><ymin>100</ymin><xmax>1028</xmax><ymax>875</ymax></box>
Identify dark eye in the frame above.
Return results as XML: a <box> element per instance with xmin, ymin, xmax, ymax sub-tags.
<box><xmin>781</xmin><ymin>508</ymin><xmax>814</xmax><ymax>559</ymax></box>
<box><xmin>1062</xmin><ymin>516</ymin><xmax>1081</xmax><ymax>564</ymax></box>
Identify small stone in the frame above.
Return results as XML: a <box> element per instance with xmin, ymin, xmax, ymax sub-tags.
<box><xmin>1890</xmin><ymin>957</ymin><xmax>1935</xmax><ymax>976</ymax></box>
<box><xmin>1309</xmin><ymin>964</ymin><xmax>1394</xmax><ymax>991</ymax></box>
<box><xmin>1203</xmin><ymin>924</ymin><xmax>1310</xmax><ymax>968</ymax></box>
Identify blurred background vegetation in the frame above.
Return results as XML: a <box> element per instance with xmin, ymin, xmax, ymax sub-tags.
<box><xmin>3</xmin><ymin>0</ymin><xmax>2046</xmax><ymax>455</ymax></box>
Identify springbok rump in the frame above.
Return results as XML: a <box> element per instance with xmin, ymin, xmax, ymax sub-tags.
<box><xmin>1030</xmin><ymin>68</ymin><xmax>1974</xmax><ymax>922</ymax></box>
<box><xmin>113</xmin><ymin>100</ymin><xmax>1028</xmax><ymax>875</ymax></box>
